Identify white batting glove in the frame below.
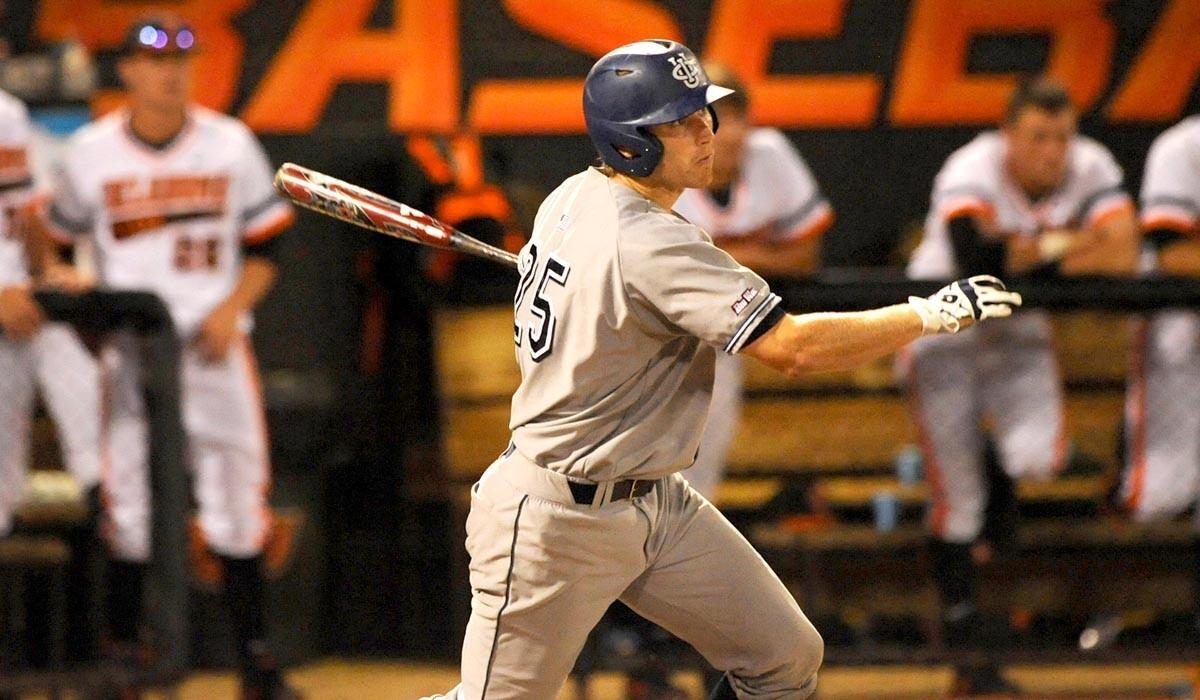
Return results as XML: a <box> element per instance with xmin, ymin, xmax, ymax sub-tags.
<box><xmin>908</xmin><ymin>275</ymin><xmax>1023</xmax><ymax>335</ymax></box>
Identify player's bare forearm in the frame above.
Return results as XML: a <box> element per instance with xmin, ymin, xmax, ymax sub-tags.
<box><xmin>1004</xmin><ymin>235</ymin><xmax>1042</xmax><ymax>274</ymax></box>
<box><xmin>1158</xmin><ymin>238</ymin><xmax>1200</xmax><ymax>276</ymax></box>
<box><xmin>719</xmin><ymin>236</ymin><xmax>819</xmax><ymax>277</ymax></box>
<box><xmin>1059</xmin><ymin>210</ymin><xmax>1139</xmax><ymax>276</ymax></box>
<box><xmin>742</xmin><ymin>304</ymin><xmax>924</xmax><ymax>377</ymax></box>
<box><xmin>219</xmin><ymin>256</ymin><xmax>277</xmax><ymax>316</ymax></box>
<box><xmin>18</xmin><ymin>205</ymin><xmax>56</xmax><ymax>278</ymax></box>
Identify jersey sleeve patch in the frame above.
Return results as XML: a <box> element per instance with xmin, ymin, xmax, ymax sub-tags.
<box><xmin>725</xmin><ymin>292</ymin><xmax>782</xmax><ymax>354</ymax></box>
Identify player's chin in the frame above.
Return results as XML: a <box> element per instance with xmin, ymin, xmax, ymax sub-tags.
<box><xmin>688</xmin><ymin>158</ymin><xmax>716</xmax><ymax>188</ymax></box>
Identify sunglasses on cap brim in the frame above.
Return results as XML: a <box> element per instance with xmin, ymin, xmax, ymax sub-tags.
<box><xmin>129</xmin><ymin>23</ymin><xmax>196</xmax><ymax>54</ymax></box>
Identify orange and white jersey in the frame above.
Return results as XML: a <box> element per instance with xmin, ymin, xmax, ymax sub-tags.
<box><xmin>0</xmin><ymin>89</ymin><xmax>36</xmax><ymax>287</ymax></box>
<box><xmin>47</xmin><ymin>106</ymin><xmax>293</xmax><ymax>336</ymax></box>
<box><xmin>674</xmin><ymin>127</ymin><xmax>832</xmax><ymax>243</ymax></box>
<box><xmin>909</xmin><ymin>131</ymin><xmax>1132</xmax><ymax>280</ymax></box>
<box><xmin>1140</xmin><ymin>115</ymin><xmax>1200</xmax><ymax>237</ymax></box>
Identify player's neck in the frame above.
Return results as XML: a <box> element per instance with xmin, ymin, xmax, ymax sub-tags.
<box><xmin>128</xmin><ymin>104</ymin><xmax>188</xmax><ymax>149</ymax></box>
<box><xmin>610</xmin><ymin>172</ymin><xmax>683</xmax><ymax>211</ymax></box>
<box><xmin>1004</xmin><ymin>155</ymin><xmax>1057</xmax><ymax>202</ymax></box>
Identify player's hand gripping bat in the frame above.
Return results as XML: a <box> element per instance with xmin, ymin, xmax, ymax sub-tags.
<box><xmin>272</xmin><ymin>162</ymin><xmax>519</xmax><ymax>270</ymax></box>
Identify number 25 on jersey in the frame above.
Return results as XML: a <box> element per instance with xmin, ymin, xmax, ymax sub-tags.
<box><xmin>514</xmin><ymin>243</ymin><xmax>570</xmax><ymax>362</ymax></box>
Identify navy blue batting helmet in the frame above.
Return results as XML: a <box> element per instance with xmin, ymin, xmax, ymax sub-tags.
<box><xmin>583</xmin><ymin>39</ymin><xmax>733</xmax><ymax>178</ymax></box>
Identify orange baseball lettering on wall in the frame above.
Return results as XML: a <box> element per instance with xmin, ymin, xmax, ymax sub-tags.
<box><xmin>890</xmin><ymin>0</ymin><xmax>1114</xmax><ymax>126</ymax></box>
<box><xmin>1108</xmin><ymin>0</ymin><xmax>1200</xmax><ymax>122</ymax></box>
<box><xmin>242</xmin><ymin>0</ymin><xmax>458</xmax><ymax>133</ymax></box>
<box><xmin>467</xmin><ymin>0</ymin><xmax>683</xmax><ymax>134</ymax></box>
<box><xmin>35</xmin><ymin>0</ymin><xmax>250</xmax><ymax>112</ymax></box>
<box><xmin>705</xmin><ymin>0</ymin><xmax>880</xmax><ymax>128</ymax></box>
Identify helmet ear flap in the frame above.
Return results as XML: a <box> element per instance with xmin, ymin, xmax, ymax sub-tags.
<box><xmin>602</xmin><ymin>124</ymin><xmax>664</xmax><ymax>178</ymax></box>
<box><xmin>634</xmin><ymin>126</ymin><xmax>665</xmax><ymax>176</ymax></box>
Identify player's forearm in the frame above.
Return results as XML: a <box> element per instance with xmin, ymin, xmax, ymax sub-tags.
<box><xmin>721</xmin><ymin>238</ymin><xmax>819</xmax><ymax>277</ymax></box>
<box><xmin>1059</xmin><ymin>212</ymin><xmax>1140</xmax><ymax>276</ymax></box>
<box><xmin>219</xmin><ymin>257</ymin><xmax>277</xmax><ymax>315</ymax></box>
<box><xmin>19</xmin><ymin>207</ymin><xmax>60</xmax><ymax>278</ymax></box>
<box><xmin>744</xmin><ymin>304</ymin><xmax>923</xmax><ymax>377</ymax></box>
<box><xmin>1158</xmin><ymin>239</ymin><xmax>1200</xmax><ymax>276</ymax></box>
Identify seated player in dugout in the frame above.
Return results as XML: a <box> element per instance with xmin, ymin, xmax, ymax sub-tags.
<box><xmin>673</xmin><ymin>61</ymin><xmax>832</xmax><ymax>501</ymax></box>
<box><xmin>38</xmin><ymin>15</ymin><xmax>300</xmax><ymax>699</ymax></box>
<box><xmin>422</xmin><ymin>40</ymin><xmax>1022</xmax><ymax>700</ymax></box>
<box><xmin>1109</xmin><ymin>112</ymin><xmax>1200</xmax><ymax>640</ymax></box>
<box><xmin>900</xmin><ymin>76</ymin><xmax>1138</xmax><ymax>654</ymax></box>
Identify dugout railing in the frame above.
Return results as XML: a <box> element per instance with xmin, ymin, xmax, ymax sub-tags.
<box><xmin>0</xmin><ymin>290</ymin><xmax>188</xmax><ymax>696</ymax></box>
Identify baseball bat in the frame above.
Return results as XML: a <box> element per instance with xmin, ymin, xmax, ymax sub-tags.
<box><xmin>272</xmin><ymin>162</ymin><xmax>519</xmax><ymax>269</ymax></box>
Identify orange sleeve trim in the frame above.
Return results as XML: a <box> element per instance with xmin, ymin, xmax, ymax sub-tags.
<box><xmin>943</xmin><ymin>201</ymin><xmax>993</xmax><ymax>222</ymax></box>
<box><xmin>781</xmin><ymin>207</ymin><xmax>834</xmax><ymax>242</ymax></box>
<box><xmin>244</xmin><ymin>207</ymin><xmax>295</xmax><ymax>244</ymax></box>
<box><xmin>1142</xmin><ymin>213</ymin><xmax>1199</xmax><ymax>237</ymax></box>
<box><xmin>1088</xmin><ymin>200</ymin><xmax>1135</xmax><ymax>231</ymax></box>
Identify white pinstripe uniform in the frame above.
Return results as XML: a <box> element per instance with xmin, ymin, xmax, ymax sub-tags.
<box><xmin>904</xmin><ymin>131</ymin><xmax>1133</xmax><ymax>544</ymax></box>
<box><xmin>673</xmin><ymin>127</ymin><xmax>832</xmax><ymax>499</ymax></box>
<box><xmin>0</xmin><ymin>89</ymin><xmax>101</xmax><ymax>536</ymax></box>
<box><xmin>1121</xmin><ymin>116</ymin><xmax>1200</xmax><ymax>522</ymax></box>
<box><xmin>47</xmin><ymin>106</ymin><xmax>293</xmax><ymax>561</ymax></box>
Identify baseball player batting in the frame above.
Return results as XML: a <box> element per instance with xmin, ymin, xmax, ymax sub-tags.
<box><xmin>0</xmin><ymin>86</ymin><xmax>101</xmax><ymax>539</ymax></box>
<box><xmin>42</xmin><ymin>16</ymin><xmax>297</xmax><ymax>699</ymax></box>
<box><xmin>902</xmin><ymin>77</ymin><xmax>1138</xmax><ymax>667</ymax></box>
<box><xmin>421</xmin><ymin>39</ymin><xmax>1021</xmax><ymax>700</ymax></box>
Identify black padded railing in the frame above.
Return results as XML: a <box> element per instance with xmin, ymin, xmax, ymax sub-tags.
<box><xmin>0</xmin><ymin>291</ymin><xmax>190</xmax><ymax>693</ymax></box>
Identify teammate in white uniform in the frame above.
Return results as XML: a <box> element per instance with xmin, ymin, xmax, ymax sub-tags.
<box><xmin>0</xmin><ymin>87</ymin><xmax>100</xmax><ymax>538</ymax></box>
<box><xmin>903</xmin><ymin>78</ymin><xmax>1138</xmax><ymax>655</ymax></box>
<box><xmin>674</xmin><ymin>64</ymin><xmax>832</xmax><ymax>501</ymax></box>
<box><xmin>43</xmin><ymin>17</ymin><xmax>296</xmax><ymax>698</ymax></box>
<box><xmin>1120</xmin><ymin>115</ymin><xmax>1200</xmax><ymax>626</ymax></box>
<box><xmin>423</xmin><ymin>39</ymin><xmax>1021</xmax><ymax>700</ymax></box>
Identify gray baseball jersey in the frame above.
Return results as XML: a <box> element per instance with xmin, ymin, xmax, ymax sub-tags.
<box><xmin>508</xmin><ymin>167</ymin><xmax>782</xmax><ymax>482</ymax></box>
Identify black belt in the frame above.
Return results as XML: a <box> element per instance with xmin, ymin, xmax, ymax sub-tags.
<box><xmin>567</xmin><ymin>478</ymin><xmax>655</xmax><ymax>506</ymax></box>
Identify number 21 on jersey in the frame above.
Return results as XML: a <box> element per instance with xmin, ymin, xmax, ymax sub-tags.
<box><xmin>514</xmin><ymin>243</ymin><xmax>570</xmax><ymax>362</ymax></box>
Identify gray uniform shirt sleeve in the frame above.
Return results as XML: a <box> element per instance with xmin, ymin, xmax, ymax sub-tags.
<box><xmin>618</xmin><ymin>216</ymin><xmax>781</xmax><ymax>354</ymax></box>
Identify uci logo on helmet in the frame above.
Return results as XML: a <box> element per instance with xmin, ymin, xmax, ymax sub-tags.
<box><xmin>668</xmin><ymin>54</ymin><xmax>702</xmax><ymax>89</ymax></box>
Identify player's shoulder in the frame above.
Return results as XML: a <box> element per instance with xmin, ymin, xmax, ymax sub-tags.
<box><xmin>188</xmin><ymin>105</ymin><xmax>257</xmax><ymax>142</ymax></box>
<box><xmin>944</xmin><ymin>131</ymin><xmax>1001</xmax><ymax>168</ymax></box>
<box><xmin>0</xmin><ymin>88</ymin><xmax>30</xmax><ymax>123</ymax></box>
<box><xmin>1149</xmin><ymin>116</ymin><xmax>1200</xmax><ymax>155</ymax></box>
<box><xmin>63</xmin><ymin>109</ymin><xmax>124</xmax><ymax>153</ymax></box>
<box><xmin>614</xmin><ymin>190</ymin><xmax>707</xmax><ymax>249</ymax></box>
<box><xmin>744</xmin><ymin>126</ymin><xmax>795</xmax><ymax>155</ymax></box>
<box><xmin>935</xmin><ymin>132</ymin><xmax>1002</xmax><ymax>190</ymax></box>
<box><xmin>1069</xmin><ymin>134</ymin><xmax>1122</xmax><ymax>180</ymax></box>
